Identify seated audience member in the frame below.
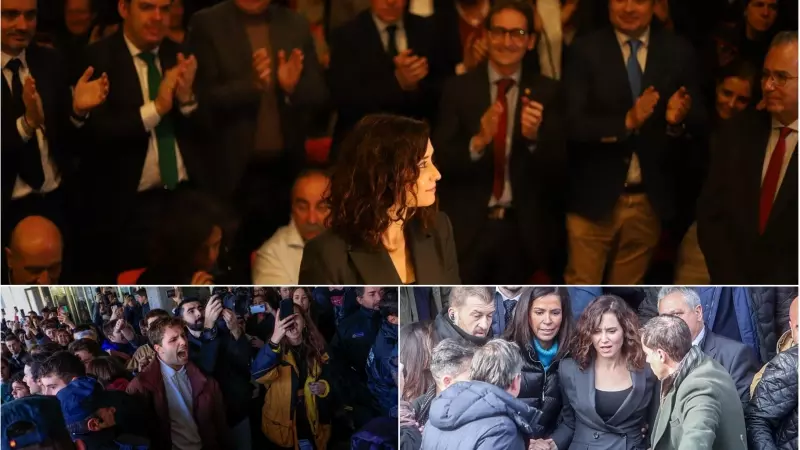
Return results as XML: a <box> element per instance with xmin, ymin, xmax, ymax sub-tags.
<box><xmin>433</xmin><ymin>286</ymin><xmax>495</xmax><ymax>346</ymax></box>
<box><xmin>367</xmin><ymin>294</ymin><xmax>400</xmax><ymax>417</ymax></box>
<box><xmin>551</xmin><ymin>296</ymin><xmax>658</xmax><ymax>450</ymax></box>
<box><xmin>4</xmin><ymin>216</ymin><xmax>63</xmax><ymax>284</ymax></box>
<box><xmin>746</xmin><ymin>298</ymin><xmax>798</xmax><ymax>450</ymax></box>
<box><xmin>252</xmin><ymin>304</ymin><xmax>333</xmax><ymax>450</ymax></box>
<box><xmin>126</xmin><ymin>317</ymin><xmax>228</xmax><ymax>449</ymax></box>
<box><xmin>253</xmin><ymin>169</ymin><xmax>331</xmax><ymax>284</ymax></box>
<box><xmin>413</xmin><ymin>338</ymin><xmax>475</xmax><ymax>433</ymax></box>
<box><xmin>422</xmin><ymin>339</ymin><xmax>542</xmax><ymax>449</ymax></box>
<box><xmin>10</xmin><ymin>371</ymin><xmax>31</xmax><ymax>399</ymax></box>
<box><xmin>68</xmin><ymin>338</ymin><xmax>104</xmax><ymax>369</ymax></box>
<box><xmin>657</xmin><ymin>287</ymin><xmax>758</xmax><ymax>404</ymax></box>
<box><xmin>38</xmin><ymin>351</ymin><xmax>86</xmax><ymax>396</ymax></box>
<box><xmin>504</xmin><ymin>287</ymin><xmax>573</xmax><ymax>440</ymax></box>
<box><xmin>641</xmin><ymin>315</ymin><xmax>747</xmax><ymax>450</ymax></box>
<box><xmin>751</xmin><ymin>296</ymin><xmax>798</xmax><ymax>395</ymax></box>
<box><xmin>86</xmin><ymin>356</ymin><xmax>131</xmax><ymax>391</ymax></box>
<box><xmin>1</xmin><ymin>396</ymin><xmax>74</xmax><ymax>450</ymax></box>
<box><xmin>399</xmin><ymin>321</ymin><xmax>434</xmax><ymax>403</ymax></box>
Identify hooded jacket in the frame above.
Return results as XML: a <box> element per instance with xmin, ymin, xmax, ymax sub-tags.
<box><xmin>421</xmin><ymin>381</ymin><xmax>542</xmax><ymax>450</ymax></box>
<box><xmin>367</xmin><ymin>319</ymin><xmax>399</xmax><ymax>417</ymax></box>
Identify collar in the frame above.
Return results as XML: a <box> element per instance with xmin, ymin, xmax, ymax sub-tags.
<box><xmin>287</xmin><ymin>220</ymin><xmax>306</xmax><ymax>249</ymax></box>
<box><xmin>372</xmin><ymin>13</ymin><xmax>404</xmax><ymax>34</ymax></box>
<box><xmin>488</xmin><ymin>63</ymin><xmax>521</xmax><ymax>87</ymax></box>
<box><xmin>123</xmin><ymin>32</ymin><xmax>158</xmax><ymax>60</ymax></box>
<box><xmin>771</xmin><ymin>117</ymin><xmax>799</xmax><ymax>132</ymax></box>
<box><xmin>692</xmin><ymin>326</ymin><xmax>706</xmax><ymax>347</ymax></box>
<box><xmin>615</xmin><ymin>26</ymin><xmax>651</xmax><ymax>49</ymax></box>
<box><xmin>158</xmin><ymin>357</ymin><xmax>186</xmax><ymax>379</ymax></box>
<box><xmin>1</xmin><ymin>49</ymin><xmax>27</xmax><ymax>70</ymax></box>
<box><xmin>496</xmin><ymin>288</ymin><xmax>523</xmax><ymax>302</ymax></box>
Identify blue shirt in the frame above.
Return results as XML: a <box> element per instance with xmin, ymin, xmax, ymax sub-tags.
<box><xmin>159</xmin><ymin>359</ymin><xmax>202</xmax><ymax>450</ymax></box>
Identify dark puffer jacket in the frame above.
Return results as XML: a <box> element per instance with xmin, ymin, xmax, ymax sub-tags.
<box><xmin>517</xmin><ymin>343</ymin><xmax>563</xmax><ymax>438</ymax></box>
<box><xmin>746</xmin><ymin>346</ymin><xmax>799</xmax><ymax>450</ymax></box>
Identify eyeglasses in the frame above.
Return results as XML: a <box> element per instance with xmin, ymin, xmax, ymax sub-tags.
<box><xmin>487</xmin><ymin>26</ymin><xmax>529</xmax><ymax>43</ymax></box>
<box><xmin>762</xmin><ymin>70</ymin><xmax>799</xmax><ymax>87</ymax></box>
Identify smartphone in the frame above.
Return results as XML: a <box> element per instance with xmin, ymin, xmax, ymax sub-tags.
<box><xmin>60</xmin><ymin>306</ymin><xmax>68</xmax><ymax>314</ymax></box>
<box><xmin>279</xmin><ymin>299</ymin><xmax>293</xmax><ymax>320</ymax></box>
<box><xmin>249</xmin><ymin>304</ymin><xmax>266</xmax><ymax>314</ymax></box>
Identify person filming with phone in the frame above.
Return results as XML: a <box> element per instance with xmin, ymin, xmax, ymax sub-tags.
<box><xmin>252</xmin><ymin>302</ymin><xmax>333</xmax><ymax>450</ymax></box>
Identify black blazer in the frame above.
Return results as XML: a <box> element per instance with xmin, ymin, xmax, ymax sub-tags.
<box><xmin>188</xmin><ymin>1</ymin><xmax>329</xmax><ymax>197</ymax></box>
<box><xmin>433</xmin><ymin>63</ymin><xmax>565</xmax><ymax>270</ymax></box>
<box><xmin>1</xmin><ymin>44</ymin><xmax>73</xmax><ymax>206</ymax></box>
<box><xmin>552</xmin><ymin>358</ymin><xmax>660</xmax><ymax>450</ymax></box>
<box><xmin>328</xmin><ymin>10</ymin><xmax>443</xmax><ymax>160</ymax></box>
<box><xmin>298</xmin><ymin>211</ymin><xmax>460</xmax><ymax>284</ymax></box>
<box><xmin>697</xmin><ymin>110</ymin><xmax>798</xmax><ymax>284</ymax></box>
<box><xmin>700</xmin><ymin>330</ymin><xmax>758</xmax><ymax>405</ymax></box>
<box><xmin>79</xmin><ymin>31</ymin><xmax>207</xmax><ymax>204</ymax></box>
<box><xmin>563</xmin><ymin>25</ymin><xmax>706</xmax><ymax>221</ymax></box>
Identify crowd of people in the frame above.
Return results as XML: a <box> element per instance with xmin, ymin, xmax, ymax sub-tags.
<box><xmin>0</xmin><ymin>286</ymin><xmax>399</xmax><ymax>450</ymax></box>
<box><xmin>398</xmin><ymin>286</ymin><xmax>798</xmax><ymax>449</ymax></box>
<box><xmin>2</xmin><ymin>0</ymin><xmax>797</xmax><ymax>286</ymax></box>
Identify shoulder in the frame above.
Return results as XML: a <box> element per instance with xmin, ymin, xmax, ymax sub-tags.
<box><xmin>258</xmin><ymin>225</ymin><xmax>294</xmax><ymax>252</ymax></box>
<box><xmin>190</xmin><ymin>1</ymin><xmax>228</xmax><ymax>26</ymax></box>
<box><xmin>272</xmin><ymin>5</ymin><xmax>312</xmax><ymax>31</ymax></box>
<box><xmin>304</xmin><ymin>229</ymin><xmax>349</xmax><ymax>258</ymax></box>
<box><xmin>433</xmin><ymin>211</ymin><xmax>454</xmax><ymax>234</ymax></box>
<box><xmin>654</xmin><ymin>26</ymin><xmax>694</xmax><ymax>54</ymax></box>
<box><xmin>570</xmin><ymin>27</ymin><xmax>613</xmax><ymax>55</ymax></box>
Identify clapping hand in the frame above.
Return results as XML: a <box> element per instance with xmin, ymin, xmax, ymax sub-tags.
<box><xmin>252</xmin><ymin>48</ymin><xmax>272</xmax><ymax>91</ymax></box>
<box><xmin>175</xmin><ymin>53</ymin><xmax>197</xmax><ymax>104</ymax></box>
<box><xmin>22</xmin><ymin>76</ymin><xmax>44</xmax><ymax>129</ymax></box>
<box><xmin>463</xmin><ymin>31</ymin><xmax>488</xmax><ymax>71</ymax></box>
<box><xmin>625</xmin><ymin>86</ymin><xmax>660</xmax><ymax>131</ymax></box>
<box><xmin>394</xmin><ymin>49</ymin><xmax>429</xmax><ymax>91</ymax></box>
<box><xmin>520</xmin><ymin>96</ymin><xmax>544</xmax><ymax>140</ymax></box>
<box><xmin>73</xmin><ymin>66</ymin><xmax>109</xmax><ymax>117</ymax></box>
<box><xmin>665</xmin><ymin>86</ymin><xmax>692</xmax><ymax>125</ymax></box>
<box><xmin>473</xmin><ymin>101</ymin><xmax>504</xmax><ymax>151</ymax></box>
<box><xmin>277</xmin><ymin>48</ymin><xmax>304</xmax><ymax>95</ymax></box>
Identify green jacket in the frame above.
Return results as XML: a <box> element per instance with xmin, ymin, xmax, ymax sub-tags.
<box><xmin>651</xmin><ymin>347</ymin><xmax>749</xmax><ymax>450</ymax></box>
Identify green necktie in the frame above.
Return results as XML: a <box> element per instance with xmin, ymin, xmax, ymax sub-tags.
<box><xmin>138</xmin><ymin>51</ymin><xmax>178</xmax><ymax>190</ymax></box>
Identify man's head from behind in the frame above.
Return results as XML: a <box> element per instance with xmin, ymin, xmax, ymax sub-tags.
<box><xmin>144</xmin><ymin>308</ymin><xmax>170</xmax><ymax>337</ymax></box>
<box><xmin>356</xmin><ymin>287</ymin><xmax>384</xmax><ymax>311</ymax></box>
<box><xmin>762</xmin><ymin>32</ymin><xmax>798</xmax><ymax>125</ymax></box>
<box><xmin>5</xmin><ymin>216</ymin><xmax>63</xmax><ymax>285</ymax></box>
<box><xmin>38</xmin><ymin>352</ymin><xmax>86</xmax><ymax>396</ymax></box>
<box><xmin>1</xmin><ymin>396</ymin><xmax>73</xmax><ymax>450</ymax></box>
<box><xmin>430</xmin><ymin>339</ymin><xmax>475</xmax><ymax>394</ymax></box>
<box><xmin>119</xmin><ymin>0</ymin><xmax>171</xmax><ymax>51</ymax></box>
<box><xmin>657</xmin><ymin>287</ymin><xmax>704</xmax><ymax>342</ymax></box>
<box><xmin>1</xmin><ymin>0</ymin><xmax>37</xmax><ymax>56</ymax></box>
<box><xmin>292</xmin><ymin>169</ymin><xmax>331</xmax><ymax>242</ymax></box>
<box><xmin>148</xmin><ymin>317</ymin><xmax>189</xmax><ymax>369</ymax></box>
<box><xmin>67</xmin><ymin>339</ymin><xmax>103</xmax><ymax>370</ymax></box>
<box><xmin>379</xmin><ymin>292</ymin><xmax>399</xmax><ymax>326</ymax></box>
<box><xmin>640</xmin><ymin>315</ymin><xmax>693</xmax><ymax>380</ymax></box>
<box><xmin>470</xmin><ymin>338</ymin><xmax>523</xmax><ymax>397</ymax></box>
<box><xmin>448</xmin><ymin>287</ymin><xmax>494</xmax><ymax>337</ymax></box>
<box><xmin>56</xmin><ymin>377</ymin><xmax>117</xmax><ymax>438</ymax></box>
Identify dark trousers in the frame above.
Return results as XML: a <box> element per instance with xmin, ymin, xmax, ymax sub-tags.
<box><xmin>458</xmin><ymin>209</ymin><xmax>532</xmax><ymax>285</ymax></box>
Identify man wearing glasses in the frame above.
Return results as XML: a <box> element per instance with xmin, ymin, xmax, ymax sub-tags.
<box><xmin>698</xmin><ymin>31</ymin><xmax>799</xmax><ymax>284</ymax></box>
<box><xmin>433</xmin><ymin>0</ymin><xmax>564</xmax><ymax>284</ymax></box>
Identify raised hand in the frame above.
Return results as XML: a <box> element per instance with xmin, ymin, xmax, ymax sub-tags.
<box><xmin>252</xmin><ymin>48</ymin><xmax>272</xmax><ymax>91</ymax></box>
<box><xmin>270</xmin><ymin>312</ymin><xmax>298</xmax><ymax>344</ymax></box>
<box><xmin>473</xmin><ymin>101</ymin><xmax>504</xmax><ymax>151</ymax></box>
<box><xmin>73</xmin><ymin>66</ymin><xmax>109</xmax><ymax>117</ymax></box>
<box><xmin>666</xmin><ymin>86</ymin><xmax>692</xmax><ymax>125</ymax></box>
<box><xmin>190</xmin><ymin>270</ymin><xmax>214</xmax><ymax>286</ymax></box>
<box><xmin>221</xmin><ymin>308</ymin><xmax>241</xmax><ymax>339</ymax></box>
<box><xmin>203</xmin><ymin>297</ymin><xmax>224</xmax><ymax>330</ymax></box>
<box><xmin>22</xmin><ymin>76</ymin><xmax>44</xmax><ymax>129</ymax></box>
<box><xmin>277</xmin><ymin>48</ymin><xmax>304</xmax><ymax>95</ymax></box>
<box><xmin>520</xmin><ymin>96</ymin><xmax>545</xmax><ymax>140</ymax></box>
<box><xmin>625</xmin><ymin>86</ymin><xmax>660</xmax><ymax>131</ymax></box>
<box><xmin>175</xmin><ymin>53</ymin><xmax>197</xmax><ymax>104</ymax></box>
<box><xmin>463</xmin><ymin>31</ymin><xmax>489</xmax><ymax>71</ymax></box>
<box><xmin>394</xmin><ymin>50</ymin><xmax>429</xmax><ymax>91</ymax></box>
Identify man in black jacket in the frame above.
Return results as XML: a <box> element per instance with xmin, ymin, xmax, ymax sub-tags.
<box><xmin>177</xmin><ymin>296</ymin><xmax>253</xmax><ymax>450</ymax></box>
<box><xmin>433</xmin><ymin>286</ymin><xmax>494</xmax><ymax>347</ymax></box>
<box><xmin>657</xmin><ymin>287</ymin><xmax>758</xmax><ymax>405</ymax></box>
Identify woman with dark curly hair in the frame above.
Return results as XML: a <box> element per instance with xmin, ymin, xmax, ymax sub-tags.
<box><xmin>298</xmin><ymin>114</ymin><xmax>460</xmax><ymax>284</ymax></box>
<box><xmin>547</xmin><ymin>295</ymin><xmax>659</xmax><ymax>450</ymax></box>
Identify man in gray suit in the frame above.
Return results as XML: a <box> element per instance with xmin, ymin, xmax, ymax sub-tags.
<box><xmin>188</xmin><ymin>0</ymin><xmax>328</xmax><ymax>265</ymax></box>
<box><xmin>657</xmin><ymin>286</ymin><xmax>759</xmax><ymax>405</ymax></box>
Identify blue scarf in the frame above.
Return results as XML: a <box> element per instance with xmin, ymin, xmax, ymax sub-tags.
<box><xmin>534</xmin><ymin>339</ymin><xmax>558</xmax><ymax>372</ymax></box>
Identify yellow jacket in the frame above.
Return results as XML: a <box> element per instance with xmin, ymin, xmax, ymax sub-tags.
<box><xmin>255</xmin><ymin>348</ymin><xmax>332</xmax><ymax>450</ymax></box>
<box><xmin>750</xmin><ymin>330</ymin><xmax>795</xmax><ymax>397</ymax></box>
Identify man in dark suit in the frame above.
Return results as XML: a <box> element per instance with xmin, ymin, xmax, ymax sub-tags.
<box><xmin>1</xmin><ymin>0</ymin><xmax>108</xmax><ymax>252</ymax></box>
<box><xmin>79</xmin><ymin>0</ymin><xmax>204</xmax><ymax>280</ymax></box>
<box><xmin>698</xmin><ymin>31</ymin><xmax>798</xmax><ymax>284</ymax></box>
<box><xmin>328</xmin><ymin>0</ymin><xmax>442</xmax><ymax>161</ymax></box>
<box><xmin>658</xmin><ymin>286</ymin><xmax>759</xmax><ymax>405</ymax></box>
<box><xmin>188</xmin><ymin>0</ymin><xmax>328</xmax><ymax>272</ymax></box>
<box><xmin>434</xmin><ymin>0</ymin><xmax>564</xmax><ymax>284</ymax></box>
<box><xmin>562</xmin><ymin>0</ymin><xmax>705</xmax><ymax>285</ymax></box>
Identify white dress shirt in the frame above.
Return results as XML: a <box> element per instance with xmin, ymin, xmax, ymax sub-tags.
<box><xmin>372</xmin><ymin>14</ymin><xmax>408</xmax><ymax>54</ymax></box>
<box><xmin>615</xmin><ymin>27</ymin><xmax>651</xmax><ymax>186</ymax></box>
<box><xmin>761</xmin><ymin>118</ymin><xmax>798</xmax><ymax>200</ymax></box>
<box><xmin>252</xmin><ymin>220</ymin><xmax>306</xmax><ymax>285</ymax></box>
<box><xmin>692</xmin><ymin>326</ymin><xmax>707</xmax><ymax>347</ymax></box>
<box><xmin>159</xmin><ymin>359</ymin><xmax>202</xmax><ymax>450</ymax></box>
<box><xmin>122</xmin><ymin>34</ymin><xmax>190</xmax><ymax>192</ymax></box>
<box><xmin>2</xmin><ymin>50</ymin><xmax>61</xmax><ymax>199</ymax></box>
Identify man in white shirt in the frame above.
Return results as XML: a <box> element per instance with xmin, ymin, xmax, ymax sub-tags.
<box><xmin>253</xmin><ymin>169</ymin><xmax>330</xmax><ymax>284</ymax></box>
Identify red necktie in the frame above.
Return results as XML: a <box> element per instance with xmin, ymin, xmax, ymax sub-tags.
<box><xmin>759</xmin><ymin>127</ymin><xmax>792</xmax><ymax>234</ymax></box>
<box><xmin>493</xmin><ymin>78</ymin><xmax>515</xmax><ymax>201</ymax></box>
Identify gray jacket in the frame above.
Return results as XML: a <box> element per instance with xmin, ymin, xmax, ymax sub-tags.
<box><xmin>552</xmin><ymin>358</ymin><xmax>660</xmax><ymax>450</ymax></box>
<box><xmin>400</xmin><ymin>287</ymin><xmax>450</xmax><ymax>326</ymax></box>
<box><xmin>421</xmin><ymin>381</ymin><xmax>542</xmax><ymax>450</ymax></box>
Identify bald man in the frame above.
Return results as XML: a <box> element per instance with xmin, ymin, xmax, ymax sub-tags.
<box><xmin>4</xmin><ymin>216</ymin><xmax>63</xmax><ymax>284</ymax></box>
<box><xmin>750</xmin><ymin>296</ymin><xmax>798</xmax><ymax>396</ymax></box>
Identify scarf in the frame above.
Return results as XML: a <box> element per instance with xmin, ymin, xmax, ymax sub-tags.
<box><xmin>534</xmin><ymin>339</ymin><xmax>559</xmax><ymax>372</ymax></box>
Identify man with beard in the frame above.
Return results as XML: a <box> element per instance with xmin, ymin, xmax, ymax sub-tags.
<box><xmin>492</xmin><ymin>286</ymin><xmax>527</xmax><ymax>336</ymax></box>
<box><xmin>176</xmin><ymin>296</ymin><xmax>253</xmax><ymax>450</ymax></box>
<box><xmin>433</xmin><ymin>286</ymin><xmax>495</xmax><ymax>347</ymax></box>
<box><xmin>127</xmin><ymin>317</ymin><xmax>227</xmax><ymax>450</ymax></box>
<box><xmin>253</xmin><ymin>169</ymin><xmax>331</xmax><ymax>284</ymax></box>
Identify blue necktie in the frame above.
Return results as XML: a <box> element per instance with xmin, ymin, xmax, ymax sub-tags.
<box><xmin>504</xmin><ymin>299</ymin><xmax>517</xmax><ymax>327</ymax></box>
<box><xmin>626</xmin><ymin>39</ymin><xmax>643</xmax><ymax>100</ymax></box>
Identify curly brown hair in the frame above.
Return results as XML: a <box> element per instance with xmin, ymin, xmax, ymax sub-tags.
<box><xmin>326</xmin><ymin>114</ymin><xmax>438</xmax><ymax>249</ymax></box>
<box><xmin>570</xmin><ymin>295</ymin><xmax>644</xmax><ymax>371</ymax></box>
<box><xmin>282</xmin><ymin>304</ymin><xmax>328</xmax><ymax>372</ymax></box>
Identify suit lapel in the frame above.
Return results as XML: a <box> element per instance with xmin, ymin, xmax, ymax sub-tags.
<box><xmin>348</xmin><ymin>246</ymin><xmax>402</xmax><ymax>284</ymax></box>
<box><xmin>601</xmin><ymin>28</ymin><xmax>635</xmax><ymax>106</ymax></box>
<box><xmin>641</xmin><ymin>27</ymin><xmax>669</xmax><ymax>92</ymax></box>
<box><xmin>766</xmin><ymin>146</ymin><xmax>798</xmax><ymax>228</ymax></box>
<box><xmin>576</xmin><ymin>365</ymin><xmax>605</xmax><ymax>427</ymax></box>
<box><xmin>701</xmin><ymin>330</ymin><xmax>716</xmax><ymax>354</ymax></box>
<box><xmin>225</xmin><ymin>2</ymin><xmax>255</xmax><ymax>74</ymax></box>
<box><xmin>607</xmin><ymin>369</ymin><xmax>645</xmax><ymax>426</ymax></box>
<box><xmin>158</xmin><ymin>40</ymin><xmax>178</xmax><ymax>75</ymax></box>
<box><xmin>112</xmin><ymin>32</ymin><xmax>145</xmax><ymax>107</ymax></box>
<box><xmin>409</xmin><ymin>217</ymin><xmax>444</xmax><ymax>284</ymax></box>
